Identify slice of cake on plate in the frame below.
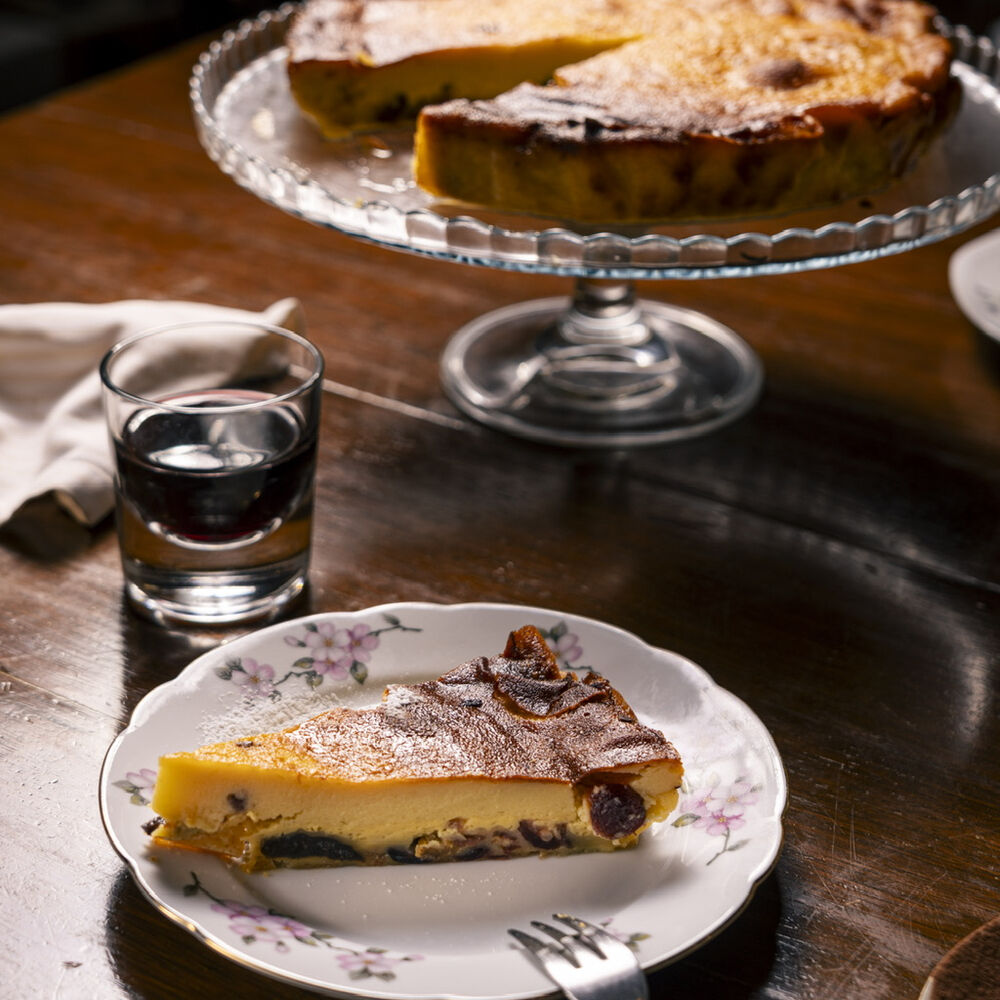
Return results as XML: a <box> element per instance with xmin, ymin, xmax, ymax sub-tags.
<box><xmin>148</xmin><ymin>625</ymin><xmax>684</xmax><ymax>871</ymax></box>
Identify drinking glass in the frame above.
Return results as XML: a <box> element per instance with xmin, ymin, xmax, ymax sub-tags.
<box><xmin>100</xmin><ymin>320</ymin><xmax>324</xmax><ymax>625</ymax></box>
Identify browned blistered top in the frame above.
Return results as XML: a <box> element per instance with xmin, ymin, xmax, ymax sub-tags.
<box><xmin>187</xmin><ymin>626</ymin><xmax>680</xmax><ymax>784</ymax></box>
<box><xmin>287</xmin><ymin>0</ymin><xmax>946</xmax><ymax>67</ymax></box>
<box><xmin>419</xmin><ymin>2</ymin><xmax>951</xmax><ymax>143</ymax></box>
<box><xmin>288</xmin><ymin>0</ymin><xmax>951</xmax><ymax>152</ymax></box>
<box><xmin>287</xmin><ymin>0</ymin><xmax>641</xmax><ymax>67</ymax></box>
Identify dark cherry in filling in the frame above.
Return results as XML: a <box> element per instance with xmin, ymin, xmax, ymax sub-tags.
<box><xmin>226</xmin><ymin>792</ymin><xmax>248</xmax><ymax>813</ymax></box>
<box><xmin>456</xmin><ymin>845</ymin><xmax>490</xmax><ymax>861</ymax></box>
<box><xmin>261</xmin><ymin>831</ymin><xmax>362</xmax><ymax>861</ymax></box>
<box><xmin>587</xmin><ymin>783</ymin><xmax>647</xmax><ymax>840</ymax></box>
<box><xmin>387</xmin><ymin>845</ymin><xmax>429</xmax><ymax>864</ymax></box>
<box><xmin>518</xmin><ymin>820</ymin><xmax>570</xmax><ymax>850</ymax></box>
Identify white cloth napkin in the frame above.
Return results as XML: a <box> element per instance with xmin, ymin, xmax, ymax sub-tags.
<box><xmin>0</xmin><ymin>297</ymin><xmax>304</xmax><ymax>530</ymax></box>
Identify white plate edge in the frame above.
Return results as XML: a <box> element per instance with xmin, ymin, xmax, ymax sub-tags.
<box><xmin>949</xmin><ymin>226</ymin><xmax>1000</xmax><ymax>340</ymax></box>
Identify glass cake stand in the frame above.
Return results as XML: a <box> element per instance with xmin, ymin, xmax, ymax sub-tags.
<box><xmin>191</xmin><ymin>6</ymin><xmax>1000</xmax><ymax>447</ymax></box>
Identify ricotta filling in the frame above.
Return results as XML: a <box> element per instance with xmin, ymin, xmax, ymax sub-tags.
<box><xmin>151</xmin><ymin>769</ymin><xmax>680</xmax><ymax>870</ymax></box>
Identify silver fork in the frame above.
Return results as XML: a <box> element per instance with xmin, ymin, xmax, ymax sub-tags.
<box><xmin>508</xmin><ymin>914</ymin><xmax>649</xmax><ymax>1000</ymax></box>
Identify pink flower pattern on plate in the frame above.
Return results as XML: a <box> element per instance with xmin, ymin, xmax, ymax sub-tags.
<box><xmin>186</xmin><ymin>874</ymin><xmax>423</xmax><ymax>977</ymax></box>
<box><xmin>336</xmin><ymin>948</ymin><xmax>425</xmax><ymax>981</ymax></box>
<box><xmin>229</xmin><ymin>657</ymin><xmax>276</xmax><ymax>698</ymax></box>
<box><xmin>280</xmin><ymin>614</ymin><xmax>421</xmax><ymax>689</ymax></box>
<box><xmin>673</xmin><ymin>775</ymin><xmax>761</xmax><ymax>864</ymax></box>
<box><xmin>218</xmin><ymin>902</ymin><xmax>312</xmax><ymax>953</ymax></box>
<box><xmin>212</xmin><ymin>614</ymin><xmax>421</xmax><ymax>697</ymax></box>
<box><xmin>539</xmin><ymin>621</ymin><xmax>591</xmax><ymax>672</ymax></box>
<box><xmin>112</xmin><ymin>767</ymin><xmax>158</xmax><ymax>805</ymax></box>
<box><xmin>301</xmin><ymin>622</ymin><xmax>354</xmax><ymax>678</ymax></box>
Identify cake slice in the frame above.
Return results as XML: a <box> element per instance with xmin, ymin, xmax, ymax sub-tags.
<box><xmin>148</xmin><ymin>625</ymin><xmax>683</xmax><ymax>871</ymax></box>
<box><xmin>286</xmin><ymin>0</ymin><xmax>641</xmax><ymax>136</ymax></box>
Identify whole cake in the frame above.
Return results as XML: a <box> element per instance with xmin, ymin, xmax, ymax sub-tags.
<box><xmin>286</xmin><ymin>0</ymin><xmax>956</xmax><ymax>222</ymax></box>
<box><xmin>148</xmin><ymin>625</ymin><xmax>684</xmax><ymax>871</ymax></box>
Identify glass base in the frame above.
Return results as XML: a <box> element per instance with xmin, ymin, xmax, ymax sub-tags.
<box><xmin>441</xmin><ymin>282</ymin><xmax>763</xmax><ymax>447</ymax></box>
<box><xmin>123</xmin><ymin>555</ymin><xmax>308</xmax><ymax>626</ymax></box>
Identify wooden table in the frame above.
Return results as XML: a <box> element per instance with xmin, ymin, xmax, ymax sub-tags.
<box><xmin>1</xmin><ymin>28</ymin><xmax>998</xmax><ymax>1000</ymax></box>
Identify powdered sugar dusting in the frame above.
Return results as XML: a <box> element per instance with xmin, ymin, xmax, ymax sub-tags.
<box><xmin>197</xmin><ymin>687</ymin><xmax>348</xmax><ymax>744</ymax></box>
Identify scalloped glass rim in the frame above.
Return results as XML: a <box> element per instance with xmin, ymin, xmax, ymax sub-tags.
<box><xmin>190</xmin><ymin>6</ymin><xmax>1000</xmax><ymax>279</ymax></box>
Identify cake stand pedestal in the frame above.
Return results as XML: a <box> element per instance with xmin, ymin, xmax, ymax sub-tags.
<box><xmin>440</xmin><ymin>278</ymin><xmax>762</xmax><ymax>446</ymax></box>
<box><xmin>191</xmin><ymin>8</ymin><xmax>1000</xmax><ymax>447</ymax></box>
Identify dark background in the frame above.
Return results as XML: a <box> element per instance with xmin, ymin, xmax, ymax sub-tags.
<box><xmin>0</xmin><ymin>0</ymin><xmax>998</xmax><ymax>117</ymax></box>
<box><xmin>0</xmin><ymin>0</ymin><xmax>262</xmax><ymax>113</ymax></box>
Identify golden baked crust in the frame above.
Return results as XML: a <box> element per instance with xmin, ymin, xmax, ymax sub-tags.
<box><xmin>287</xmin><ymin>0</ymin><xmax>954</xmax><ymax>222</ymax></box>
<box><xmin>149</xmin><ymin>625</ymin><xmax>683</xmax><ymax>871</ymax></box>
<box><xmin>286</xmin><ymin>0</ymin><xmax>641</xmax><ymax>134</ymax></box>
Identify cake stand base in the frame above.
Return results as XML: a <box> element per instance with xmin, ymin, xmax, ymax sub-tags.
<box><xmin>441</xmin><ymin>279</ymin><xmax>764</xmax><ymax>448</ymax></box>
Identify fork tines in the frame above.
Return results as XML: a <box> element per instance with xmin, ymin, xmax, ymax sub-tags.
<box><xmin>508</xmin><ymin>914</ymin><xmax>649</xmax><ymax>1000</ymax></box>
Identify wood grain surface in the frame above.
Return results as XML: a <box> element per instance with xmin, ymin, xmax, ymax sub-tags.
<box><xmin>1</xmin><ymin>26</ymin><xmax>998</xmax><ymax>1000</ymax></box>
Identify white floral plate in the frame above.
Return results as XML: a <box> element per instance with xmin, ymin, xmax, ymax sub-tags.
<box><xmin>100</xmin><ymin>602</ymin><xmax>786</xmax><ymax>1000</ymax></box>
<box><xmin>949</xmin><ymin>226</ymin><xmax>1000</xmax><ymax>341</ymax></box>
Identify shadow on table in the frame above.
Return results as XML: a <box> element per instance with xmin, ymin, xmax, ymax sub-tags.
<box><xmin>974</xmin><ymin>328</ymin><xmax>1000</xmax><ymax>387</ymax></box>
<box><xmin>0</xmin><ymin>495</ymin><xmax>104</xmax><ymax>561</ymax></box>
<box><xmin>647</xmin><ymin>872</ymin><xmax>784</xmax><ymax>998</ymax></box>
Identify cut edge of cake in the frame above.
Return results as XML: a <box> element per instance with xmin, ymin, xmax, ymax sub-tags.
<box><xmin>285</xmin><ymin>0</ymin><xmax>957</xmax><ymax>223</ymax></box>
<box><xmin>412</xmin><ymin>5</ymin><xmax>957</xmax><ymax>222</ymax></box>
